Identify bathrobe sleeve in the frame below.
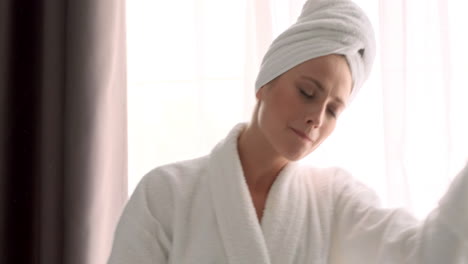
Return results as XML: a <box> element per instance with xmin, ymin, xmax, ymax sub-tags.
<box><xmin>329</xmin><ymin>161</ymin><xmax>468</xmax><ymax>264</ymax></box>
<box><xmin>107</xmin><ymin>174</ymin><xmax>171</xmax><ymax>264</ymax></box>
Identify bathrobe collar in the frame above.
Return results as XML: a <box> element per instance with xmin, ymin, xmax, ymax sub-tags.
<box><xmin>207</xmin><ymin>123</ymin><xmax>305</xmax><ymax>264</ymax></box>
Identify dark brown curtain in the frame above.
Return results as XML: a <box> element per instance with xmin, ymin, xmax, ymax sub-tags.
<box><xmin>0</xmin><ymin>0</ymin><xmax>128</xmax><ymax>263</ymax></box>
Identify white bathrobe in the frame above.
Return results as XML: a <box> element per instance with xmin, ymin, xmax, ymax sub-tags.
<box><xmin>108</xmin><ymin>123</ymin><xmax>468</xmax><ymax>264</ymax></box>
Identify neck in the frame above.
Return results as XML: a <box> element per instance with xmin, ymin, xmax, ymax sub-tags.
<box><xmin>237</xmin><ymin>121</ymin><xmax>288</xmax><ymax>194</ymax></box>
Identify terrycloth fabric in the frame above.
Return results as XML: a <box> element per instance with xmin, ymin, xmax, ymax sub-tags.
<box><xmin>255</xmin><ymin>0</ymin><xmax>376</xmax><ymax>102</ymax></box>
<box><xmin>108</xmin><ymin>124</ymin><xmax>468</xmax><ymax>264</ymax></box>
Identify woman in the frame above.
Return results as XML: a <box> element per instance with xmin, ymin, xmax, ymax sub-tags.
<box><xmin>108</xmin><ymin>0</ymin><xmax>468</xmax><ymax>263</ymax></box>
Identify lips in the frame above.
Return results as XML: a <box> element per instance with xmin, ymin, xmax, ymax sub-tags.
<box><xmin>290</xmin><ymin>127</ymin><xmax>312</xmax><ymax>142</ymax></box>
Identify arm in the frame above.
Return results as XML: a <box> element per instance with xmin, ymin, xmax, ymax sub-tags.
<box><xmin>329</xmin><ymin>162</ymin><xmax>468</xmax><ymax>264</ymax></box>
<box><xmin>107</xmin><ymin>175</ymin><xmax>170</xmax><ymax>264</ymax></box>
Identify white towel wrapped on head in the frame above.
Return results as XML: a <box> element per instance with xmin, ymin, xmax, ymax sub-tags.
<box><xmin>255</xmin><ymin>0</ymin><xmax>376</xmax><ymax>102</ymax></box>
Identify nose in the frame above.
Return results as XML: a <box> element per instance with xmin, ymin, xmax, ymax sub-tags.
<box><xmin>305</xmin><ymin>105</ymin><xmax>326</xmax><ymax>128</ymax></box>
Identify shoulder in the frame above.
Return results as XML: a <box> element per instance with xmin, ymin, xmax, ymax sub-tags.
<box><xmin>297</xmin><ymin>164</ymin><xmax>379</xmax><ymax>205</ymax></box>
<box><xmin>295</xmin><ymin>164</ymin><xmax>351</xmax><ymax>191</ymax></box>
<box><xmin>142</xmin><ymin>155</ymin><xmax>210</xmax><ymax>188</ymax></box>
<box><xmin>127</xmin><ymin>155</ymin><xmax>210</xmax><ymax>226</ymax></box>
<box><xmin>331</xmin><ymin>167</ymin><xmax>379</xmax><ymax>202</ymax></box>
<box><xmin>134</xmin><ymin>155</ymin><xmax>210</xmax><ymax>206</ymax></box>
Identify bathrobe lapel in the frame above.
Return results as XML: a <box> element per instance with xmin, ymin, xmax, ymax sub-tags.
<box><xmin>207</xmin><ymin>124</ymin><xmax>306</xmax><ymax>264</ymax></box>
<box><xmin>260</xmin><ymin>162</ymin><xmax>306</xmax><ymax>264</ymax></box>
<box><xmin>207</xmin><ymin>126</ymin><xmax>271</xmax><ymax>264</ymax></box>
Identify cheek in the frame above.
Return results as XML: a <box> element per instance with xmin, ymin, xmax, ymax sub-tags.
<box><xmin>258</xmin><ymin>86</ymin><xmax>303</xmax><ymax>134</ymax></box>
<box><xmin>257</xmin><ymin>101</ymin><xmax>277</xmax><ymax>133</ymax></box>
<box><xmin>270</xmin><ymin>89</ymin><xmax>302</xmax><ymax>120</ymax></box>
<box><xmin>317</xmin><ymin>121</ymin><xmax>337</xmax><ymax>142</ymax></box>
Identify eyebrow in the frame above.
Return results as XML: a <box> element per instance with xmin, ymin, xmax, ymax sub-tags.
<box><xmin>301</xmin><ymin>76</ymin><xmax>347</xmax><ymax>107</ymax></box>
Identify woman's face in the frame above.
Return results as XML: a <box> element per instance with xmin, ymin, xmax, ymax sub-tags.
<box><xmin>255</xmin><ymin>54</ymin><xmax>353</xmax><ymax>161</ymax></box>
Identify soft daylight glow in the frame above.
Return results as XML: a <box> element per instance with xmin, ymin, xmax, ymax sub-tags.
<box><xmin>126</xmin><ymin>0</ymin><xmax>468</xmax><ymax>220</ymax></box>
<box><xmin>126</xmin><ymin>0</ymin><xmax>247</xmax><ymax>193</ymax></box>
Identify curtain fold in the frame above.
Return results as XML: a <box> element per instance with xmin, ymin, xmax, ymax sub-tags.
<box><xmin>0</xmin><ymin>0</ymin><xmax>127</xmax><ymax>263</ymax></box>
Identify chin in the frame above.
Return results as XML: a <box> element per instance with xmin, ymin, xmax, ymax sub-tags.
<box><xmin>267</xmin><ymin>130</ymin><xmax>314</xmax><ymax>161</ymax></box>
<box><xmin>280</xmin><ymin>148</ymin><xmax>308</xmax><ymax>162</ymax></box>
<box><xmin>281</xmin><ymin>142</ymin><xmax>321</xmax><ymax>161</ymax></box>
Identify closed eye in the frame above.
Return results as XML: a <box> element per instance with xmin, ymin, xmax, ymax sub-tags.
<box><xmin>300</xmin><ymin>88</ymin><xmax>314</xmax><ymax>98</ymax></box>
<box><xmin>327</xmin><ymin>108</ymin><xmax>337</xmax><ymax>118</ymax></box>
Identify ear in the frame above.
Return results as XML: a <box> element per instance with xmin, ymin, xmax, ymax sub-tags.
<box><xmin>256</xmin><ymin>76</ymin><xmax>280</xmax><ymax>100</ymax></box>
<box><xmin>256</xmin><ymin>84</ymin><xmax>268</xmax><ymax>100</ymax></box>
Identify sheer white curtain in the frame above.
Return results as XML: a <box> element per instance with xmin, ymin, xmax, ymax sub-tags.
<box><xmin>126</xmin><ymin>0</ymin><xmax>249</xmax><ymax>194</ymax></box>
<box><xmin>378</xmin><ymin>0</ymin><xmax>468</xmax><ymax>217</ymax></box>
<box><xmin>126</xmin><ymin>0</ymin><xmax>468</xmax><ymax>219</ymax></box>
